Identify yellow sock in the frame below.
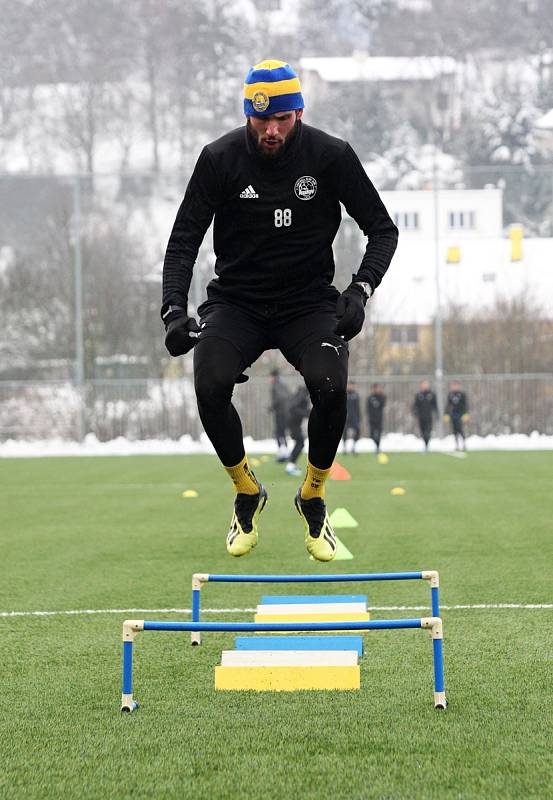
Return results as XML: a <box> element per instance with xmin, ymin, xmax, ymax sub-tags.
<box><xmin>224</xmin><ymin>455</ymin><xmax>259</xmax><ymax>495</ymax></box>
<box><xmin>301</xmin><ymin>460</ymin><xmax>332</xmax><ymax>500</ymax></box>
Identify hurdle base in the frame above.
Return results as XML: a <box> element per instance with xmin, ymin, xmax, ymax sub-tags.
<box><xmin>434</xmin><ymin>691</ymin><xmax>447</xmax><ymax>710</ymax></box>
<box><xmin>121</xmin><ymin>694</ymin><xmax>139</xmax><ymax>713</ymax></box>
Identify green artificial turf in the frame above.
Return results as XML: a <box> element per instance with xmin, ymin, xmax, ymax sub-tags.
<box><xmin>1</xmin><ymin>451</ymin><xmax>552</xmax><ymax>799</ymax></box>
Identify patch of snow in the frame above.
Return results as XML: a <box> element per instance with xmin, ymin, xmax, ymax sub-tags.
<box><xmin>1</xmin><ymin>432</ymin><xmax>552</xmax><ymax>458</ymax></box>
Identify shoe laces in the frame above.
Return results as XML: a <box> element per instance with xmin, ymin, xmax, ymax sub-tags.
<box><xmin>234</xmin><ymin>490</ymin><xmax>260</xmax><ymax>533</ymax></box>
<box><xmin>299</xmin><ymin>496</ymin><xmax>326</xmax><ymax>538</ymax></box>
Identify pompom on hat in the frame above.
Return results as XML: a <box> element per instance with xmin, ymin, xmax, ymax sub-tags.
<box><xmin>244</xmin><ymin>59</ymin><xmax>304</xmax><ymax>117</ymax></box>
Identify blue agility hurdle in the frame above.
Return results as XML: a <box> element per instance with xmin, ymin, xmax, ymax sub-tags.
<box><xmin>190</xmin><ymin>570</ymin><xmax>441</xmax><ymax>645</ymax></box>
<box><xmin>121</xmin><ymin>616</ymin><xmax>445</xmax><ymax>712</ymax></box>
<box><xmin>120</xmin><ymin>571</ymin><xmax>446</xmax><ymax>712</ymax></box>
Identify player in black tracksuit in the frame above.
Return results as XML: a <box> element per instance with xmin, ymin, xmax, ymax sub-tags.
<box><xmin>269</xmin><ymin>369</ymin><xmax>290</xmax><ymax>460</ymax></box>
<box><xmin>444</xmin><ymin>380</ymin><xmax>469</xmax><ymax>451</ymax></box>
<box><xmin>285</xmin><ymin>385</ymin><xmax>311</xmax><ymax>475</ymax></box>
<box><xmin>367</xmin><ymin>383</ymin><xmax>386</xmax><ymax>454</ymax></box>
<box><xmin>161</xmin><ymin>59</ymin><xmax>398</xmax><ymax>561</ymax></box>
<box><xmin>342</xmin><ymin>382</ymin><xmax>361</xmax><ymax>454</ymax></box>
<box><xmin>412</xmin><ymin>380</ymin><xmax>438</xmax><ymax>451</ymax></box>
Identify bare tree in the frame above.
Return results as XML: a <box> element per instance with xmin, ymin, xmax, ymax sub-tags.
<box><xmin>443</xmin><ymin>293</ymin><xmax>551</xmax><ymax>374</ymax></box>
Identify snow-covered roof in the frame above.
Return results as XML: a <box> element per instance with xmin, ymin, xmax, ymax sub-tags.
<box><xmin>535</xmin><ymin>108</ymin><xmax>553</xmax><ymax>130</ymax></box>
<box><xmin>300</xmin><ymin>56</ymin><xmax>458</xmax><ymax>83</ymax></box>
<box><xmin>372</xmin><ymin>237</ymin><xmax>553</xmax><ymax>324</ymax></box>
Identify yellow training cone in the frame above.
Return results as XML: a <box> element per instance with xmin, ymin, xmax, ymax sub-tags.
<box><xmin>377</xmin><ymin>453</ymin><xmax>389</xmax><ymax>465</ymax></box>
<box><xmin>390</xmin><ymin>487</ymin><xmax>406</xmax><ymax>496</ymax></box>
<box><xmin>250</xmin><ymin>458</ymin><xmax>261</xmax><ymax>467</ymax></box>
<box><xmin>182</xmin><ymin>489</ymin><xmax>199</xmax><ymax>498</ymax></box>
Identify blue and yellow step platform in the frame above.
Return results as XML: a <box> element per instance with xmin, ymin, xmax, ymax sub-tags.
<box><xmin>214</xmin><ymin>593</ymin><xmax>367</xmax><ymax>691</ymax></box>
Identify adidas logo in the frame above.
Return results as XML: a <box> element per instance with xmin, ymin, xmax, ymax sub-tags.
<box><xmin>239</xmin><ymin>184</ymin><xmax>259</xmax><ymax>199</ymax></box>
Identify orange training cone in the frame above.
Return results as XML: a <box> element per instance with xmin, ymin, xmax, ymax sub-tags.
<box><xmin>329</xmin><ymin>461</ymin><xmax>352</xmax><ymax>481</ymax></box>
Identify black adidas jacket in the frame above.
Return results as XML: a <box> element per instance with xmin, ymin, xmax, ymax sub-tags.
<box><xmin>367</xmin><ymin>392</ymin><xmax>386</xmax><ymax>423</ymax></box>
<box><xmin>162</xmin><ymin>122</ymin><xmax>398</xmax><ymax>314</ymax></box>
<box><xmin>412</xmin><ymin>390</ymin><xmax>438</xmax><ymax>422</ymax></box>
<box><xmin>445</xmin><ymin>390</ymin><xmax>468</xmax><ymax>418</ymax></box>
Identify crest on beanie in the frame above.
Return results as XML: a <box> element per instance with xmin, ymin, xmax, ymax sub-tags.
<box><xmin>252</xmin><ymin>91</ymin><xmax>270</xmax><ymax>112</ymax></box>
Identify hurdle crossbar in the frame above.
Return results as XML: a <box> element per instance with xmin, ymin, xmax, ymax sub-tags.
<box><xmin>121</xmin><ymin>616</ymin><xmax>446</xmax><ymax>712</ymax></box>
<box><xmin>190</xmin><ymin>571</ymin><xmax>441</xmax><ymax>645</ymax></box>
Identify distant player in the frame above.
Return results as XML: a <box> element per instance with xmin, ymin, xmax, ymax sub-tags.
<box><xmin>367</xmin><ymin>383</ymin><xmax>386</xmax><ymax>454</ymax></box>
<box><xmin>285</xmin><ymin>385</ymin><xmax>310</xmax><ymax>476</ymax></box>
<box><xmin>412</xmin><ymin>380</ymin><xmax>438</xmax><ymax>451</ymax></box>
<box><xmin>342</xmin><ymin>382</ymin><xmax>361</xmax><ymax>454</ymax></box>
<box><xmin>444</xmin><ymin>380</ymin><xmax>469</xmax><ymax>451</ymax></box>
<box><xmin>269</xmin><ymin>368</ymin><xmax>290</xmax><ymax>461</ymax></box>
<box><xmin>161</xmin><ymin>59</ymin><xmax>398</xmax><ymax>560</ymax></box>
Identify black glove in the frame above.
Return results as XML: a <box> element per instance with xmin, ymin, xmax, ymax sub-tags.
<box><xmin>163</xmin><ymin>309</ymin><xmax>201</xmax><ymax>357</ymax></box>
<box><xmin>163</xmin><ymin>308</ymin><xmax>249</xmax><ymax>382</ymax></box>
<box><xmin>334</xmin><ymin>282</ymin><xmax>369</xmax><ymax>341</ymax></box>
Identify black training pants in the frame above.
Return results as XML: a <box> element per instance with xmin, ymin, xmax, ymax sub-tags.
<box><xmin>194</xmin><ymin>337</ymin><xmax>347</xmax><ymax>469</ymax></box>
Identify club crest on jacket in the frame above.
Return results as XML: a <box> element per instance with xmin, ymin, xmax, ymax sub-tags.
<box><xmin>294</xmin><ymin>175</ymin><xmax>317</xmax><ymax>201</ymax></box>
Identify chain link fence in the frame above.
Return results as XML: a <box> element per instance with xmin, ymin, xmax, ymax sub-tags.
<box><xmin>1</xmin><ymin>374</ymin><xmax>552</xmax><ymax>442</ymax></box>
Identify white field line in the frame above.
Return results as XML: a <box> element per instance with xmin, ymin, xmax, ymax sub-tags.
<box><xmin>0</xmin><ymin>608</ymin><xmax>256</xmax><ymax>618</ymax></box>
<box><xmin>442</xmin><ymin>451</ymin><xmax>467</xmax><ymax>459</ymax></box>
<box><xmin>1</xmin><ymin>603</ymin><xmax>552</xmax><ymax>618</ymax></box>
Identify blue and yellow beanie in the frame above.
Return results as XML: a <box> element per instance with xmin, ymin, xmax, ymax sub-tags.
<box><xmin>244</xmin><ymin>59</ymin><xmax>304</xmax><ymax>117</ymax></box>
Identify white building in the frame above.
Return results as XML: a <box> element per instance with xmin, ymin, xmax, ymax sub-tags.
<box><xmin>242</xmin><ymin>0</ymin><xmax>300</xmax><ymax>36</ymax></box>
<box><xmin>381</xmin><ymin>187</ymin><xmax>503</xmax><ymax>240</ymax></box>
<box><xmin>340</xmin><ymin>186</ymin><xmax>553</xmax><ymax>325</ymax></box>
<box><xmin>372</xmin><ymin>238</ymin><xmax>553</xmax><ymax>326</ymax></box>
<box><xmin>534</xmin><ymin>108</ymin><xmax>553</xmax><ymax>158</ymax></box>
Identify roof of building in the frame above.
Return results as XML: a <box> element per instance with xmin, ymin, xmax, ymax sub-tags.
<box><xmin>300</xmin><ymin>55</ymin><xmax>458</xmax><ymax>83</ymax></box>
<box><xmin>535</xmin><ymin>108</ymin><xmax>553</xmax><ymax>130</ymax></box>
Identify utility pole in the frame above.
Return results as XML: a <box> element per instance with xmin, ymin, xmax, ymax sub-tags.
<box><xmin>73</xmin><ymin>176</ymin><xmax>86</xmax><ymax>441</ymax></box>
<box><xmin>432</xmin><ymin>152</ymin><xmax>444</xmax><ymax>436</ymax></box>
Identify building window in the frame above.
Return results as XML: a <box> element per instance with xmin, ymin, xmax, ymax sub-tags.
<box><xmin>448</xmin><ymin>210</ymin><xmax>476</xmax><ymax>229</ymax></box>
<box><xmin>390</xmin><ymin>325</ymin><xmax>419</xmax><ymax>344</ymax></box>
<box><xmin>393</xmin><ymin>211</ymin><xmax>419</xmax><ymax>230</ymax></box>
<box><xmin>390</xmin><ymin>326</ymin><xmax>402</xmax><ymax>343</ymax></box>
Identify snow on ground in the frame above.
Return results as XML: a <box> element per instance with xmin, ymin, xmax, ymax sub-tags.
<box><xmin>0</xmin><ymin>431</ymin><xmax>552</xmax><ymax>458</ymax></box>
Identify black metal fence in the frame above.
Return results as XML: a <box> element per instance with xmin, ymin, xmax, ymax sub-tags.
<box><xmin>1</xmin><ymin>374</ymin><xmax>552</xmax><ymax>442</ymax></box>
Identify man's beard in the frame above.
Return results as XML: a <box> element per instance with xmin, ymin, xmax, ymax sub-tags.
<box><xmin>247</xmin><ymin>119</ymin><xmax>301</xmax><ymax>160</ymax></box>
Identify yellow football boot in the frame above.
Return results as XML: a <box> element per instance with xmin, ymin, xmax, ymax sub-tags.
<box><xmin>226</xmin><ymin>484</ymin><xmax>268</xmax><ymax>557</ymax></box>
<box><xmin>294</xmin><ymin>488</ymin><xmax>336</xmax><ymax>562</ymax></box>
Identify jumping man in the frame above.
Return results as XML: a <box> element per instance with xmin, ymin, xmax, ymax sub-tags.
<box><xmin>161</xmin><ymin>60</ymin><xmax>398</xmax><ymax>561</ymax></box>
